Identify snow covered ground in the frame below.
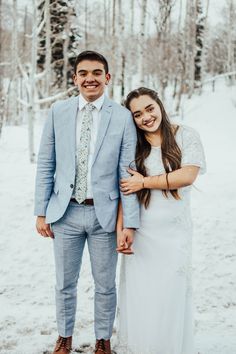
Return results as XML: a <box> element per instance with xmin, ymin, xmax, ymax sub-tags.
<box><xmin>0</xmin><ymin>82</ymin><xmax>236</xmax><ymax>354</ymax></box>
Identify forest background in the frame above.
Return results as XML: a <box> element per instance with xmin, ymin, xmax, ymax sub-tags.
<box><xmin>0</xmin><ymin>0</ymin><xmax>235</xmax><ymax>161</ymax></box>
<box><xmin>0</xmin><ymin>1</ymin><xmax>236</xmax><ymax>353</ymax></box>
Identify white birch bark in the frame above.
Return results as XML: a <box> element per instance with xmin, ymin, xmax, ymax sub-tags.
<box><xmin>45</xmin><ymin>0</ymin><xmax>51</xmax><ymax>96</ymax></box>
<box><xmin>84</xmin><ymin>0</ymin><xmax>88</xmax><ymax>49</ymax></box>
<box><xmin>109</xmin><ymin>0</ymin><xmax>116</xmax><ymax>99</ymax></box>
<box><xmin>28</xmin><ymin>0</ymin><xmax>37</xmax><ymax>163</ymax></box>
<box><xmin>62</xmin><ymin>8</ymin><xmax>70</xmax><ymax>91</ymax></box>
<box><xmin>0</xmin><ymin>0</ymin><xmax>4</xmax><ymax>136</ymax></box>
<box><xmin>227</xmin><ymin>0</ymin><xmax>235</xmax><ymax>84</ymax></box>
<box><xmin>138</xmin><ymin>0</ymin><xmax>147</xmax><ymax>85</ymax></box>
<box><xmin>12</xmin><ymin>0</ymin><xmax>18</xmax><ymax>124</ymax></box>
<box><xmin>199</xmin><ymin>0</ymin><xmax>210</xmax><ymax>92</ymax></box>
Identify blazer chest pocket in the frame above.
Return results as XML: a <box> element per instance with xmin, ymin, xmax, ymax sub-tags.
<box><xmin>109</xmin><ymin>190</ymin><xmax>120</xmax><ymax>200</ymax></box>
<box><xmin>105</xmin><ymin>133</ymin><xmax>122</xmax><ymax>144</ymax></box>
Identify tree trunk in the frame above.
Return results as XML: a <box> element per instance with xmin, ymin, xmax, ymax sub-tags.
<box><xmin>120</xmin><ymin>53</ymin><xmax>125</xmax><ymax>101</ymax></box>
<box><xmin>199</xmin><ymin>0</ymin><xmax>209</xmax><ymax>93</ymax></box>
<box><xmin>227</xmin><ymin>0</ymin><xmax>235</xmax><ymax>84</ymax></box>
<box><xmin>45</xmin><ymin>0</ymin><xmax>51</xmax><ymax>96</ymax></box>
<box><xmin>138</xmin><ymin>0</ymin><xmax>147</xmax><ymax>85</ymax></box>
<box><xmin>84</xmin><ymin>0</ymin><xmax>88</xmax><ymax>49</ymax></box>
<box><xmin>12</xmin><ymin>0</ymin><xmax>18</xmax><ymax>124</ymax></box>
<box><xmin>173</xmin><ymin>0</ymin><xmax>183</xmax><ymax>100</ymax></box>
<box><xmin>0</xmin><ymin>0</ymin><xmax>4</xmax><ymax>136</ymax></box>
<box><xmin>28</xmin><ymin>0</ymin><xmax>37</xmax><ymax>163</ymax></box>
<box><xmin>109</xmin><ymin>0</ymin><xmax>116</xmax><ymax>99</ymax></box>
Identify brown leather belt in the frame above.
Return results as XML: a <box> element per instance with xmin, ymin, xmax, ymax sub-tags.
<box><xmin>70</xmin><ymin>198</ymin><xmax>94</xmax><ymax>206</ymax></box>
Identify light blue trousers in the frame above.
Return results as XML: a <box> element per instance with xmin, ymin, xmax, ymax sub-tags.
<box><xmin>51</xmin><ymin>202</ymin><xmax>118</xmax><ymax>339</ymax></box>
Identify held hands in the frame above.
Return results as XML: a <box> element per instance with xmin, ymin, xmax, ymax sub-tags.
<box><xmin>36</xmin><ymin>216</ymin><xmax>54</xmax><ymax>238</ymax></box>
<box><xmin>116</xmin><ymin>228</ymin><xmax>134</xmax><ymax>255</ymax></box>
<box><xmin>120</xmin><ymin>168</ymin><xmax>144</xmax><ymax>195</ymax></box>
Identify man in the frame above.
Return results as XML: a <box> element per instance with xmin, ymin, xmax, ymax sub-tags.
<box><xmin>34</xmin><ymin>51</ymin><xmax>139</xmax><ymax>354</ymax></box>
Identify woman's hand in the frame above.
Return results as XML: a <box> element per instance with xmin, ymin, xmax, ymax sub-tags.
<box><xmin>120</xmin><ymin>168</ymin><xmax>144</xmax><ymax>195</ymax></box>
<box><xmin>116</xmin><ymin>228</ymin><xmax>134</xmax><ymax>255</ymax></box>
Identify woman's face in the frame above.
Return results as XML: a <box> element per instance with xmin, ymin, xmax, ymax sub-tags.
<box><xmin>129</xmin><ymin>95</ymin><xmax>162</xmax><ymax>133</ymax></box>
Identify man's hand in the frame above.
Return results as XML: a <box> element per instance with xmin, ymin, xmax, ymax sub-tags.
<box><xmin>36</xmin><ymin>216</ymin><xmax>54</xmax><ymax>238</ymax></box>
<box><xmin>116</xmin><ymin>228</ymin><xmax>135</xmax><ymax>255</ymax></box>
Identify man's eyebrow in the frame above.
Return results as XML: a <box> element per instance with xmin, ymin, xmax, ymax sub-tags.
<box><xmin>77</xmin><ymin>69</ymin><xmax>87</xmax><ymax>73</ymax></box>
<box><xmin>77</xmin><ymin>69</ymin><xmax>103</xmax><ymax>73</ymax></box>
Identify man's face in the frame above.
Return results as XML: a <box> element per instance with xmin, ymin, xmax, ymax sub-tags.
<box><xmin>73</xmin><ymin>60</ymin><xmax>111</xmax><ymax>102</ymax></box>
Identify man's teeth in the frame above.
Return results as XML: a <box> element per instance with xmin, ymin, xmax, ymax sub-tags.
<box><xmin>85</xmin><ymin>85</ymin><xmax>97</xmax><ymax>88</ymax></box>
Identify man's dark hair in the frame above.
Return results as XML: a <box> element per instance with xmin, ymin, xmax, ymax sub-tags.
<box><xmin>73</xmin><ymin>50</ymin><xmax>109</xmax><ymax>74</ymax></box>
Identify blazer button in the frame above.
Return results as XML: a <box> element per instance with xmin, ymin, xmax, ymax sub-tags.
<box><xmin>70</xmin><ymin>184</ymin><xmax>74</xmax><ymax>188</ymax></box>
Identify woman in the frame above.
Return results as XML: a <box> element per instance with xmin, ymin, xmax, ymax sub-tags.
<box><xmin>116</xmin><ymin>87</ymin><xmax>206</xmax><ymax>354</ymax></box>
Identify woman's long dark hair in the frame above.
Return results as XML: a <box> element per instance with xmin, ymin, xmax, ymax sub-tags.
<box><xmin>125</xmin><ymin>87</ymin><xmax>182</xmax><ymax>208</ymax></box>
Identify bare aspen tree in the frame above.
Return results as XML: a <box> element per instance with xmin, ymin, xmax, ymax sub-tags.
<box><xmin>45</xmin><ymin>0</ymin><xmax>51</xmax><ymax>96</ymax></box>
<box><xmin>158</xmin><ymin>0</ymin><xmax>173</xmax><ymax>98</ymax></box>
<box><xmin>0</xmin><ymin>96</ymin><xmax>3</xmax><ymax>137</ymax></box>
<box><xmin>138</xmin><ymin>0</ymin><xmax>147</xmax><ymax>85</ymax></box>
<box><xmin>103</xmin><ymin>0</ymin><xmax>108</xmax><ymax>38</ymax></box>
<box><xmin>11</xmin><ymin>0</ymin><xmax>18</xmax><ymax>124</ymax></box>
<box><xmin>148</xmin><ymin>0</ymin><xmax>173</xmax><ymax>97</ymax></box>
<box><xmin>62</xmin><ymin>7</ymin><xmax>71</xmax><ymax>91</ymax></box>
<box><xmin>194</xmin><ymin>0</ymin><xmax>205</xmax><ymax>88</ymax></box>
<box><xmin>0</xmin><ymin>0</ymin><xmax>2</xmax><ymax>93</ymax></box>
<box><xmin>185</xmin><ymin>0</ymin><xmax>196</xmax><ymax>98</ymax></box>
<box><xmin>199</xmin><ymin>0</ymin><xmax>210</xmax><ymax>93</ymax></box>
<box><xmin>130</xmin><ymin>0</ymin><xmax>135</xmax><ymax>34</ymax></box>
<box><xmin>109</xmin><ymin>0</ymin><xmax>116</xmax><ymax>99</ymax></box>
<box><xmin>28</xmin><ymin>0</ymin><xmax>37</xmax><ymax>163</ymax></box>
<box><xmin>117</xmin><ymin>0</ymin><xmax>125</xmax><ymax>101</ymax></box>
<box><xmin>175</xmin><ymin>0</ymin><xmax>187</xmax><ymax>112</ymax></box>
<box><xmin>0</xmin><ymin>0</ymin><xmax>4</xmax><ymax>136</ymax></box>
<box><xmin>107</xmin><ymin>0</ymin><xmax>111</xmax><ymax>37</ymax></box>
<box><xmin>172</xmin><ymin>0</ymin><xmax>183</xmax><ymax>100</ymax></box>
<box><xmin>226</xmin><ymin>0</ymin><xmax>235</xmax><ymax>84</ymax></box>
<box><xmin>84</xmin><ymin>0</ymin><xmax>88</xmax><ymax>49</ymax></box>
<box><xmin>124</xmin><ymin>0</ymin><xmax>135</xmax><ymax>93</ymax></box>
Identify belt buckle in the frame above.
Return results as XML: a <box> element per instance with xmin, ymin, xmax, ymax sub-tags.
<box><xmin>82</xmin><ymin>199</ymin><xmax>93</xmax><ymax>206</ymax></box>
<box><xmin>81</xmin><ymin>199</ymin><xmax>89</xmax><ymax>205</ymax></box>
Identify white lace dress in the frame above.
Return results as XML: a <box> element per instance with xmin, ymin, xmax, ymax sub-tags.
<box><xmin>117</xmin><ymin>125</ymin><xmax>206</xmax><ymax>354</ymax></box>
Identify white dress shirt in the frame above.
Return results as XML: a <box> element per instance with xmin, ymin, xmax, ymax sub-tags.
<box><xmin>72</xmin><ymin>93</ymin><xmax>105</xmax><ymax>199</ymax></box>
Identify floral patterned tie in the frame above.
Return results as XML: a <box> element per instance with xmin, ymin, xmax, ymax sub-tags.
<box><xmin>74</xmin><ymin>103</ymin><xmax>96</xmax><ymax>203</ymax></box>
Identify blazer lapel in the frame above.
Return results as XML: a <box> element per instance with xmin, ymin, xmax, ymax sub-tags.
<box><xmin>67</xmin><ymin>96</ymin><xmax>78</xmax><ymax>170</ymax></box>
<box><xmin>92</xmin><ymin>96</ymin><xmax>112</xmax><ymax>166</ymax></box>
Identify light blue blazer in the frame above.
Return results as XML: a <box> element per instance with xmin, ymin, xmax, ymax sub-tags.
<box><xmin>34</xmin><ymin>95</ymin><xmax>140</xmax><ymax>232</ymax></box>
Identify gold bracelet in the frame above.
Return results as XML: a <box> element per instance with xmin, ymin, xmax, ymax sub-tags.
<box><xmin>166</xmin><ymin>173</ymin><xmax>170</xmax><ymax>190</ymax></box>
<box><xmin>142</xmin><ymin>176</ymin><xmax>145</xmax><ymax>189</ymax></box>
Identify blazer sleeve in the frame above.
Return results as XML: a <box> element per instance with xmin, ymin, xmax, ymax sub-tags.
<box><xmin>119</xmin><ymin>110</ymin><xmax>140</xmax><ymax>229</ymax></box>
<box><xmin>34</xmin><ymin>105</ymin><xmax>56</xmax><ymax>216</ymax></box>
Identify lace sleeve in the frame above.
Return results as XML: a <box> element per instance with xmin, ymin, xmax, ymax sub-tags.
<box><xmin>177</xmin><ymin>125</ymin><xmax>206</xmax><ymax>174</ymax></box>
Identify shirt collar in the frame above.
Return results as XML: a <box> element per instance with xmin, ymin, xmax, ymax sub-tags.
<box><xmin>78</xmin><ymin>93</ymin><xmax>105</xmax><ymax>112</ymax></box>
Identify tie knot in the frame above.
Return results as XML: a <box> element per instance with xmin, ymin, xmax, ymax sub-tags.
<box><xmin>85</xmin><ymin>103</ymin><xmax>96</xmax><ymax>112</ymax></box>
